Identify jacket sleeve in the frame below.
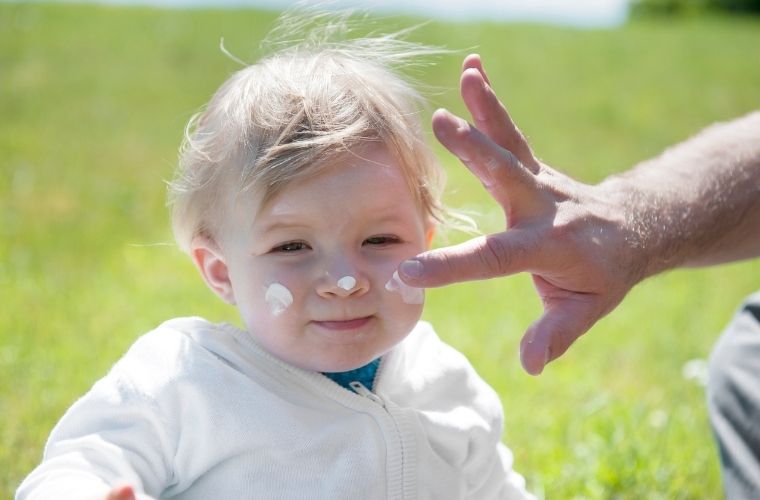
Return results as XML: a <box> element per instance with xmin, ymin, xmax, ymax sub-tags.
<box><xmin>16</xmin><ymin>351</ymin><xmax>175</xmax><ymax>500</ymax></box>
<box><xmin>457</xmin><ymin>383</ymin><xmax>535</xmax><ymax>500</ymax></box>
<box><xmin>465</xmin><ymin>437</ymin><xmax>536</xmax><ymax>500</ymax></box>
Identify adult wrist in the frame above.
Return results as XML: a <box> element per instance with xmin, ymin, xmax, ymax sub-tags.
<box><xmin>596</xmin><ymin>174</ymin><xmax>681</xmax><ymax>282</ymax></box>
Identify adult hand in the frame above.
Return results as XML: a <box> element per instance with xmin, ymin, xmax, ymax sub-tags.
<box><xmin>400</xmin><ymin>54</ymin><xmax>647</xmax><ymax>375</ymax></box>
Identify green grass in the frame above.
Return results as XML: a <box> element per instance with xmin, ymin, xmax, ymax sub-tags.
<box><xmin>2</xmin><ymin>3</ymin><xmax>759</xmax><ymax>497</ymax></box>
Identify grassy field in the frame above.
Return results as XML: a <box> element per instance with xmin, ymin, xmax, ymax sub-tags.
<box><xmin>2</xmin><ymin>3</ymin><xmax>759</xmax><ymax>497</ymax></box>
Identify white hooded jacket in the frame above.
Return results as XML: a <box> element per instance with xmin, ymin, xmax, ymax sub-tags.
<box><xmin>17</xmin><ymin>317</ymin><xmax>533</xmax><ymax>500</ymax></box>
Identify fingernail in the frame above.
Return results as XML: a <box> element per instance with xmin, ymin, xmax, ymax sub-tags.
<box><xmin>532</xmin><ymin>354</ymin><xmax>546</xmax><ymax>375</ymax></box>
<box><xmin>543</xmin><ymin>346</ymin><xmax>552</xmax><ymax>365</ymax></box>
<box><xmin>400</xmin><ymin>259</ymin><xmax>424</xmax><ymax>278</ymax></box>
<box><xmin>454</xmin><ymin>115</ymin><xmax>470</xmax><ymax>133</ymax></box>
<box><xmin>521</xmin><ymin>350</ymin><xmax>544</xmax><ymax>376</ymax></box>
<box><xmin>439</xmin><ymin>109</ymin><xmax>466</xmax><ymax>129</ymax></box>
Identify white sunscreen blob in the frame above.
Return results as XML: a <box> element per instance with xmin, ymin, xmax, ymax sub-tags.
<box><xmin>385</xmin><ymin>270</ymin><xmax>424</xmax><ymax>305</ymax></box>
<box><xmin>337</xmin><ymin>275</ymin><xmax>357</xmax><ymax>291</ymax></box>
<box><xmin>264</xmin><ymin>283</ymin><xmax>293</xmax><ymax>316</ymax></box>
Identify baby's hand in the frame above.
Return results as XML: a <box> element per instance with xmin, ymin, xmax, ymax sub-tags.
<box><xmin>105</xmin><ymin>484</ymin><xmax>136</xmax><ymax>500</ymax></box>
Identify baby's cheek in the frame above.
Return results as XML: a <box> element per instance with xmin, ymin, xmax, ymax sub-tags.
<box><xmin>381</xmin><ymin>299</ymin><xmax>424</xmax><ymax>348</ymax></box>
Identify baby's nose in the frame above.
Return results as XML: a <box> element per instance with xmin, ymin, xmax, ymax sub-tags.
<box><xmin>316</xmin><ymin>269</ymin><xmax>370</xmax><ymax>298</ymax></box>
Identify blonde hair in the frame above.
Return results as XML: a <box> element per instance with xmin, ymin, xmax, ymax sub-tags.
<box><xmin>168</xmin><ymin>13</ymin><xmax>448</xmax><ymax>253</ymax></box>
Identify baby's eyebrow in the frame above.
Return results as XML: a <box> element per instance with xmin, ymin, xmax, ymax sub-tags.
<box><xmin>372</xmin><ymin>214</ymin><xmax>409</xmax><ymax>226</ymax></box>
<box><xmin>253</xmin><ymin>207</ymin><xmax>413</xmax><ymax>235</ymax></box>
<box><xmin>254</xmin><ymin>219</ymin><xmax>310</xmax><ymax>234</ymax></box>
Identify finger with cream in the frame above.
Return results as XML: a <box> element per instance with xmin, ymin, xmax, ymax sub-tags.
<box><xmin>385</xmin><ymin>270</ymin><xmax>423</xmax><ymax>304</ymax></box>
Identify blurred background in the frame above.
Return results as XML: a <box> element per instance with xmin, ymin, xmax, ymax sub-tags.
<box><xmin>2</xmin><ymin>0</ymin><xmax>759</xmax><ymax>497</ymax></box>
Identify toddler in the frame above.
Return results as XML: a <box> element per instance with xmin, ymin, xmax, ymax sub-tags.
<box><xmin>17</xmin><ymin>17</ymin><xmax>534</xmax><ymax>500</ymax></box>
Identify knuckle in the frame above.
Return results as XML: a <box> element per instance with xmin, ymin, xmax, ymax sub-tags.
<box><xmin>437</xmin><ymin>251</ymin><xmax>457</xmax><ymax>276</ymax></box>
<box><xmin>484</xmin><ymin>154</ymin><xmax>501</xmax><ymax>171</ymax></box>
<box><xmin>480</xmin><ymin>236</ymin><xmax>512</xmax><ymax>276</ymax></box>
<box><xmin>429</xmin><ymin>249</ymin><xmax>461</xmax><ymax>283</ymax></box>
<box><xmin>501</xmin><ymin>148</ymin><xmax>519</xmax><ymax>168</ymax></box>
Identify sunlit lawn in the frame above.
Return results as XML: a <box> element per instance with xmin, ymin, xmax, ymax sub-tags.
<box><xmin>2</xmin><ymin>3</ymin><xmax>759</xmax><ymax>497</ymax></box>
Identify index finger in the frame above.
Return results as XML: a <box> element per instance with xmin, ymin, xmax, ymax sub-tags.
<box><xmin>398</xmin><ymin>229</ymin><xmax>538</xmax><ymax>287</ymax></box>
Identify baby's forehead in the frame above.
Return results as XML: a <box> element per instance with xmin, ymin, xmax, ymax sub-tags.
<box><xmin>244</xmin><ymin>143</ymin><xmax>410</xmax><ymax>202</ymax></box>
<box><xmin>235</xmin><ymin>152</ymin><xmax>424</xmax><ymax>228</ymax></box>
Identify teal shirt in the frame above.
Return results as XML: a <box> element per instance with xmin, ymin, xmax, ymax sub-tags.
<box><xmin>323</xmin><ymin>358</ymin><xmax>381</xmax><ymax>392</ymax></box>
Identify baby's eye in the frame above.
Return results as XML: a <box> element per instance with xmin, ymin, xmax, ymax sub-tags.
<box><xmin>363</xmin><ymin>235</ymin><xmax>401</xmax><ymax>246</ymax></box>
<box><xmin>271</xmin><ymin>241</ymin><xmax>310</xmax><ymax>253</ymax></box>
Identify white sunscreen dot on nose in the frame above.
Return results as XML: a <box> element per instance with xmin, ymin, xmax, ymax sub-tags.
<box><xmin>337</xmin><ymin>276</ymin><xmax>357</xmax><ymax>291</ymax></box>
<box><xmin>385</xmin><ymin>270</ymin><xmax>424</xmax><ymax>305</ymax></box>
<box><xmin>264</xmin><ymin>283</ymin><xmax>293</xmax><ymax>316</ymax></box>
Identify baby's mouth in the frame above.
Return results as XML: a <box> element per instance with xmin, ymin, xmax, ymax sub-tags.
<box><xmin>312</xmin><ymin>316</ymin><xmax>373</xmax><ymax>331</ymax></box>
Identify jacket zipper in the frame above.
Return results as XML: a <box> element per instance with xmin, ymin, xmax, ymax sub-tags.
<box><xmin>349</xmin><ymin>381</ymin><xmax>385</xmax><ymax>406</ymax></box>
<box><xmin>349</xmin><ymin>381</ymin><xmax>409</xmax><ymax>500</ymax></box>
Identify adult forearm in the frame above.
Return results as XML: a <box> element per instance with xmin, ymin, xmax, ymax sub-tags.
<box><xmin>603</xmin><ymin>111</ymin><xmax>760</xmax><ymax>277</ymax></box>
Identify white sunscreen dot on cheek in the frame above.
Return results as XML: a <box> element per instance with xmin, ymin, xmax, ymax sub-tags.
<box><xmin>337</xmin><ymin>275</ymin><xmax>356</xmax><ymax>291</ymax></box>
<box><xmin>264</xmin><ymin>283</ymin><xmax>293</xmax><ymax>316</ymax></box>
<box><xmin>385</xmin><ymin>270</ymin><xmax>424</xmax><ymax>305</ymax></box>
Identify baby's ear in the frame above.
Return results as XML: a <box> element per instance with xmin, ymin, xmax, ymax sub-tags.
<box><xmin>190</xmin><ymin>235</ymin><xmax>236</xmax><ymax>305</ymax></box>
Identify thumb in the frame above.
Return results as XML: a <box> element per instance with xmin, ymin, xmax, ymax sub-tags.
<box><xmin>519</xmin><ymin>297</ymin><xmax>603</xmax><ymax>375</ymax></box>
<box><xmin>398</xmin><ymin>230</ymin><xmax>536</xmax><ymax>287</ymax></box>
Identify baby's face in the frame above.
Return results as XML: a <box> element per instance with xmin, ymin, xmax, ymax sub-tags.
<box><xmin>219</xmin><ymin>144</ymin><xmax>430</xmax><ymax>372</ymax></box>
